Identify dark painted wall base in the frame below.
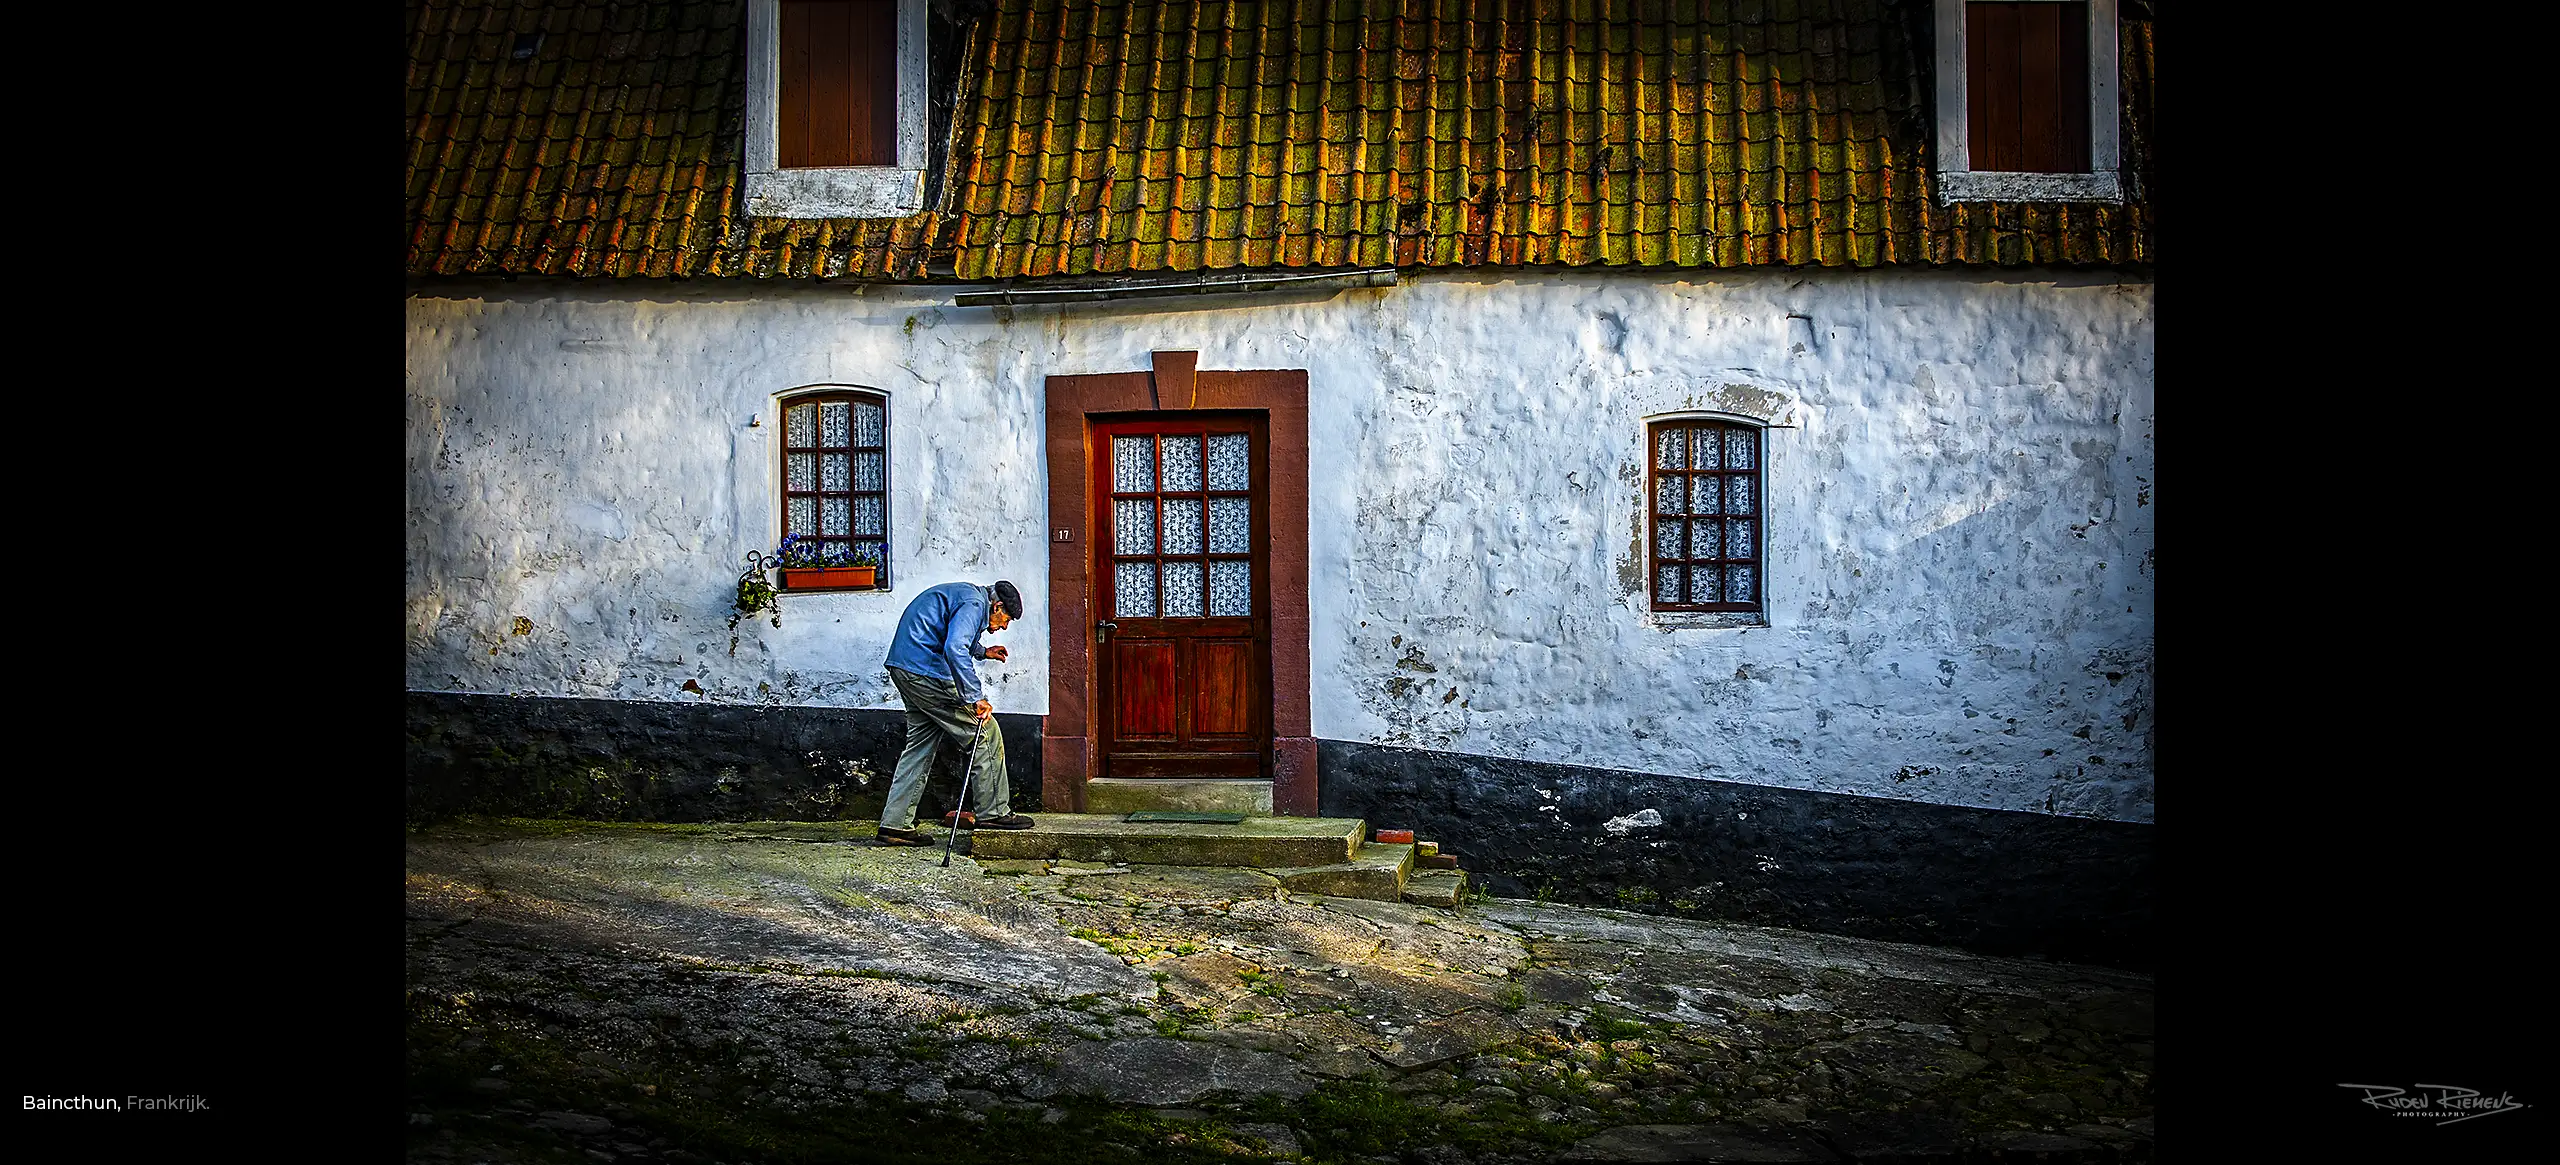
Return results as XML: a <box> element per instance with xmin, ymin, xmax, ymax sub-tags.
<box><xmin>406</xmin><ymin>692</ymin><xmax>1041</xmax><ymax>825</ymax></box>
<box><xmin>1319</xmin><ymin>741</ymin><xmax>2153</xmax><ymax>971</ymax></box>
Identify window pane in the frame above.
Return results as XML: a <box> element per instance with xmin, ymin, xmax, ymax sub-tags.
<box><xmin>821</xmin><ymin>497</ymin><xmax>849</xmax><ymax>536</ymax></box>
<box><xmin>851</xmin><ymin>540</ymin><xmax>882</xmax><ymax>567</ymax></box>
<box><xmin>1727</xmin><ymin>565</ymin><xmax>1756</xmax><ymax>604</ymax></box>
<box><xmin>1727</xmin><ymin>519</ymin><xmax>1755</xmax><ymax>560</ymax></box>
<box><xmin>1161</xmin><ymin>561</ymin><xmax>1204</xmax><ymax>617</ymax></box>
<box><xmin>786</xmin><ymin>402</ymin><xmax>817</xmax><ymax>447</ymax></box>
<box><xmin>1725</xmin><ymin>475</ymin><xmax>1755</xmax><ymax>515</ymax></box>
<box><xmin>855</xmin><ymin>400</ymin><xmax>884</xmax><ymax>447</ymax></box>
<box><xmin>1725</xmin><ymin>427</ymin><xmax>1756</xmax><ymax>470</ymax></box>
<box><xmin>1655</xmin><ymin>476</ymin><xmax>1684</xmax><ymax>515</ymax></box>
<box><xmin>854</xmin><ymin>451</ymin><xmax>884</xmax><ymax>492</ymax></box>
<box><xmin>1113</xmin><ymin>436</ymin><xmax>1155</xmax><ymax>494</ymax></box>
<box><xmin>821</xmin><ymin>452</ymin><xmax>850</xmax><ymax>492</ymax></box>
<box><xmin>1206</xmin><ymin>433</ymin><xmax>1250</xmax><ymax>490</ymax></box>
<box><xmin>1656</xmin><ymin>565</ymin><xmax>1684</xmax><ymax>605</ymax></box>
<box><xmin>1690</xmin><ymin>476</ymin><xmax>1720</xmax><ymax>516</ymax></box>
<box><xmin>1160</xmin><ymin>435</ymin><xmax>1203</xmax><ymax>491</ymax></box>
<box><xmin>820</xmin><ymin>401</ymin><xmax>850</xmax><ymax>447</ymax></box>
<box><xmin>788</xmin><ymin>453</ymin><xmax>815</xmax><ymax>492</ymax></box>
<box><xmin>1688</xmin><ymin>566</ymin><xmax>1722</xmax><ymax>604</ymax></box>
<box><xmin>1209</xmin><ymin>559</ymin><xmax>1251</xmax><ymax>616</ymax></box>
<box><xmin>788</xmin><ymin>497</ymin><xmax>817</xmax><ymax>536</ymax></box>
<box><xmin>1654</xmin><ymin>427</ymin><xmax>1687</xmax><ymax>470</ymax></box>
<box><xmin>1655</xmin><ymin>518</ymin><xmax>1684</xmax><ymax>561</ymax></box>
<box><xmin>1162</xmin><ymin>498</ymin><xmax>1203</xmax><ymax>554</ymax></box>
<box><xmin>854</xmin><ymin>496</ymin><xmax>883</xmax><ymax>536</ymax></box>
<box><xmin>1114</xmin><ymin>498</ymin><xmax>1156</xmax><ymax>555</ymax></box>
<box><xmin>1115</xmin><ymin>560</ymin><xmax>1157</xmax><ymax>618</ymax></box>
<box><xmin>1691</xmin><ymin>426</ymin><xmax>1722</xmax><ymax>470</ymax></box>
<box><xmin>1689</xmin><ymin>519</ymin><xmax>1720</xmax><ymax>561</ymax></box>
<box><xmin>1207</xmin><ymin>496</ymin><xmax>1251</xmax><ymax>553</ymax></box>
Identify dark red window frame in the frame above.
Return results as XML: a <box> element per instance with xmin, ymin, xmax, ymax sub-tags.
<box><xmin>780</xmin><ymin>390</ymin><xmax>890</xmax><ymax>587</ymax></box>
<box><xmin>1648</xmin><ymin>419</ymin><xmax>1764</xmax><ymax>613</ymax></box>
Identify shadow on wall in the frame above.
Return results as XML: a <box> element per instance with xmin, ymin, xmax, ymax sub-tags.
<box><xmin>404</xmin><ymin>692</ymin><xmax>1041</xmax><ymax>826</ymax></box>
<box><xmin>1320</xmin><ymin>741</ymin><xmax>2154</xmax><ymax>972</ymax></box>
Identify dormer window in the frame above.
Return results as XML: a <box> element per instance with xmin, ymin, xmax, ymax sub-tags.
<box><xmin>745</xmin><ymin>0</ymin><xmax>929</xmax><ymax>219</ymax></box>
<box><xmin>1934</xmin><ymin>0</ymin><xmax>2122</xmax><ymax>203</ymax></box>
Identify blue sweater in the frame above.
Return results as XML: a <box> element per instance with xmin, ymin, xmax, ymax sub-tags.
<box><xmin>883</xmin><ymin>582</ymin><xmax>996</xmax><ymax>705</ymax></box>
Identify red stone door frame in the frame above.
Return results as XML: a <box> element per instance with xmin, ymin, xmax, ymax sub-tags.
<box><xmin>1044</xmin><ymin>351</ymin><xmax>1316</xmax><ymax>815</ymax></box>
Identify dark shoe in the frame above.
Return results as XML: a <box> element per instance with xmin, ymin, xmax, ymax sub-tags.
<box><xmin>974</xmin><ymin>813</ymin><xmax>1037</xmax><ymax>830</ymax></box>
<box><xmin>875</xmin><ymin>825</ymin><xmax>935</xmax><ymax>847</ymax></box>
<box><xmin>940</xmin><ymin>810</ymin><xmax>977</xmax><ymax>829</ymax></box>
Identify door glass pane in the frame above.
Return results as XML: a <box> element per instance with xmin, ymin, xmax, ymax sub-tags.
<box><xmin>1691</xmin><ymin>427</ymin><xmax>1722</xmax><ymax>470</ymax></box>
<box><xmin>1207</xmin><ymin>497</ymin><xmax>1251</xmax><ymax>553</ymax></box>
<box><xmin>1725</xmin><ymin>427</ymin><xmax>1755</xmax><ymax>470</ymax></box>
<box><xmin>820</xmin><ymin>401</ymin><xmax>850</xmax><ymax>447</ymax></box>
<box><xmin>1113</xmin><ymin>436</ymin><xmax>1155</xmax><ymax>494</ymax></box>
<box><xmin>1655</xmin><ymin>518</ymin><xmax>1684</xmax><ymax>561</ymax></box>
<box><xmin>1206</xmin><ymin>433</ymin><xmax>1250</xmax><ymax>490</ymax></box>
<box><xmin>1114</xmin><ymin>499</ymin><xmax>1156</xmax><ymax>555</ymax></box>
<box><xmin>1209</xmin><ymin>560</ymin><xmax>1250</xmax><ymax>616</ymax></box>
<box><xmin>1725</xmin><ymin>476</ymin><xmax>1755</xmax><ymax>515</ymax></box>
<box><xmin>1656</xmin><ymin>565</ymin><xmax>1684</xmax><ymax>605</ymax></box>
<box><xmin>1688</xmin><ymin>566</ymin><xmax>1722</xmax><ymax>603</ymax></box>
<box><xmin>1160</xmin><ymin>435</ymin><xmax>1202</xmax><ymax>491</ymax></box>
<box><xmin>1161</xmin><ymin>561</ymin><xmax>1204</xmax><ymax>617</ymax></box>
<box><xmin>788</xmin><ymin>497</ymin><xmax>817</xmax><ymax>536</ymax></box>
<box><xmin>855</xmin><ymin>400</ymin><xmax>884</xmax><ymax>447</ymax></box>
<box><xmin>854</xmin><ymin>451</ymin><xmax>884</xmax><ymax>492</ymax></box>
<box><xmin>787</xmin><ymin>453</ymin><xmax>815</xmax><ymax>492</ymax></box>
<box><xmin>1688</xmin><ymin>519</ymin><xmax>1720</xmax><ymax>561</ymax></box>
<box><xmin>821</xmin><ymin>452</ymin><xmax>850</xmax><ymax>492</ymax></box>
<box><xmin>1654</xmin><ymin>427</ymin><xmax>1687</xmax><ymax>470</ymax></box>
<box><xmin>821</xmin><ymin>497</ymin><xmax>849</xmax><ymax>536</ymax></box>
<box><xmin>854</xmin><ymin>496</ymin><xmax>883</xmax><ymax>536</ymax></box>
<box><xmin>1114</xmin><ymin>560</ymin><xmax>1157</xmax><ymax>618</ymax></box>
<box><xmin>1161</xmin><ymin>499</ymin><xmax>1203</xmax><ymax>554</ymax></box>
<box><xmin>1690</xmin><ymin>476</ymin><xmax>1720</xmax><ymax>516</ymax></box>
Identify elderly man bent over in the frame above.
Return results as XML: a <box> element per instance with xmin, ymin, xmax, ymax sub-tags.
<box><xmin>874</xmin><ymin>580</ymin><xmax>1035</xmax><ymax>846</ymax></box>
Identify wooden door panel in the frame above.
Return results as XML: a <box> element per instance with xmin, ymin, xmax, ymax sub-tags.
<box><xmin>1191</xmin><ymin>639</ymin><xmax>1257</xmax><ymax>737</ymax></box>
<box><xmin>1094</xmin><ymin>415</ymin><xmax>1272</xmax><ymax>778</ymax></box>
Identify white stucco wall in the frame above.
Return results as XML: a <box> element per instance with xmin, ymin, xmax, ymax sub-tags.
<box><xmin>407</xmin><ymin>267</ymin><xmax>2153</xmax><ymax>822</ymax></box>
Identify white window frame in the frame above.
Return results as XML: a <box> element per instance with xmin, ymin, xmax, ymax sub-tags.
<box><xmin>1934</xmin><ymin>0</ymin><xmax>2122</xmax><ymax>203</ymax></box>
<box><xmin>745</xmin><ymin>0</ymin><xmax>931</xmax><ymax>219</ymax></box>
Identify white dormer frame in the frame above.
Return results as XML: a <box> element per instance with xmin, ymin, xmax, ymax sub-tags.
<box><xmin>1934</xmin><ymin>0</ymin><xmax>2122</xmax><ymax>203</ymax></box>
<box><xmin>745</xmin><ymin>0</ymin><xmax>931</xmax><ymax>219</ymax></box>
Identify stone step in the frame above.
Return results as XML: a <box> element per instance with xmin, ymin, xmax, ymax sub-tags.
<box><xmin>1269</xmin><ymin>842</ymin><xmax>1414</xmax><ymax>901</ymax></box>
<box><xmin>966</xmin><ymin>812</ymin><xmax>1363</xmax><ymax>868</ymax></box>
<box><xmin>1401</xmin><ymin>868</ymin><xmax>1468</xmax><ymax>908</ymax></box>
<box><xmin>1083</xmin><ymin>778</ymin><xmax>1273</xmax><ymax>815</ymax></box>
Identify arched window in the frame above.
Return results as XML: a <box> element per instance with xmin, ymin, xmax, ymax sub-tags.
<box><xmin>780</xmin><ymin>389</ymin><xmax>890</xmax><ymax>587</ymax></box>
<box><xmin>1648</xmin><ymin>418</ymin><xmax>1763</xmax><ymax>612</ymax></box>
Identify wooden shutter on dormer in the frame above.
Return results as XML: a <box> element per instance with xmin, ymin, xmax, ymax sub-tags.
<box><xmin>779</xmin><ymin>0</ymin><xmax>899</xmax><ymax>168</ymax></box>
<box><xmin>1966</xmin><ymin>2</ymin><xmax>2092</xmax><ymax>174</ymax></box>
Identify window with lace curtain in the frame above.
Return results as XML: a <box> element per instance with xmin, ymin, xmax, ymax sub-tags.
<box><xmin>780</xmin><ymin>390</ymin><xmax>890</xmax><ymax>587</ymax></box>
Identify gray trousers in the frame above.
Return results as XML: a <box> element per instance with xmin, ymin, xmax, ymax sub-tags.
<box><xmin>881</xmin><ymin>666</ymin><xmax>1011</xmax><ymax>829</ymax></box>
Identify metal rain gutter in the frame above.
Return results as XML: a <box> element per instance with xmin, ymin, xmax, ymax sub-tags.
<box><xmin>952</xmin><ymin>266</ymin><xmax>1397</xmax><ymax>307</ymax></box>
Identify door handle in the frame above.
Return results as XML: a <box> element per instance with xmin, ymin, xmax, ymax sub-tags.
<box><xmin>1096</xmin><ymin>620</ymin><xmax>1118</xmax><ymax>642</ymax></box>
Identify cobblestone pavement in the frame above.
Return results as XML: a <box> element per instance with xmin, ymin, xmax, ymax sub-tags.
<box><xmin>405</xmin><ymin>820</ymin><xmax>2152</xmax><ymax>1164</ymax></box>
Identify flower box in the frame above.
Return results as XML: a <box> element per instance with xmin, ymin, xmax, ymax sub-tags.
<box><xmin>779</xmin><ymin>566</ymin><xmax>876</xmax><ymax>591</ymax></box>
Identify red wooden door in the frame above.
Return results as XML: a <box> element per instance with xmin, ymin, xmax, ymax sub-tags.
<box><xmin>1093</xmin><ymin>416</ymin><xmax>1270</xmax><ymax>778</ymax></box>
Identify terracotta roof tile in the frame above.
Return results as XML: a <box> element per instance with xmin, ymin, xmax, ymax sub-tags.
<box><xmin>409</xmin><ymin>0</ymin><xmax>2152</xmax><ymax>280</ymax></box>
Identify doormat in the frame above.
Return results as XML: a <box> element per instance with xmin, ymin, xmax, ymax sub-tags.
<box><xmin>1124</xmin><ymin>812</ymin><xmax>1249</xmax><ymax>824</ymax></box>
